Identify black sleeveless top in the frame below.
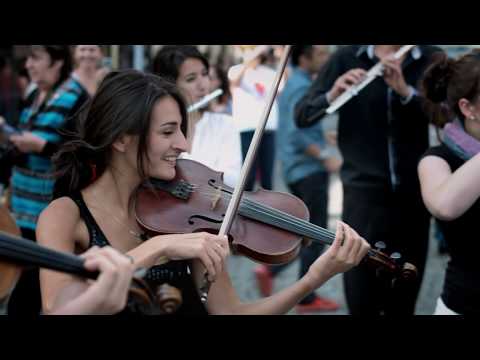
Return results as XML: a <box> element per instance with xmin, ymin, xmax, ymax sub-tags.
<box><xmin>69</xmin><ymin>192</ymin><xmax>208</xmax><ymax>316</ymax></box>
<box><xmin>422</xmin><ymin>145</ymin><xmax>480</xmax><ymax>315</ymax></box>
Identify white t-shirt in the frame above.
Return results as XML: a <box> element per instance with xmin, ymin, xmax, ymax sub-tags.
<box><xmin>180</xmin><ymin>111</ymin><xmax>242</xmax><ymax>188</ymax></box>
<box><xmin>229</xmin><ymin>64</ymin><xmax>279</xmax><ymax>133</ymax></box>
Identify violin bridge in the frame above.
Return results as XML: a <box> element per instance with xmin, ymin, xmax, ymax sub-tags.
<box><xmin>211</xmin><ymin>186</ymin><xmax>222</xmax><ymax>210</ymax></box>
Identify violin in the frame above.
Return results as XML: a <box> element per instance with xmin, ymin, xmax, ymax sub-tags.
<box><xmin>0</xmin><ymin>205</ymin><xmax>182</xmax><ymax>315</ymax></box>
<box><xmin>0</xmin><ymin>204</ymin><xmax>22</xmax><ymax>307</ymax></box>
<box><xmin>135</xmin><ymin>159</ymin><xmax>417</xmax><ymax>284</ymax></box>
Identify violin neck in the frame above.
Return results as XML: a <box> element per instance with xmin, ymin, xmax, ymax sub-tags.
<box><xmin>238</xmin><ymin>201</ymin><xmax>380</xmax><ymax>259</ymax></box>
<box><xmin>238</xmin><ymin>200</ymin><xmax>336</xmax><ymax>246</ymax></box>
<box><xmin>0</xmin><ymin>231</ymin><xmax>97</xmax><ymax>279</ymax></box>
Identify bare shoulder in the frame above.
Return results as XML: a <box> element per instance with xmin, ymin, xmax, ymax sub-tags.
<box><xmin>418</xmin><ymin>154</ymin><xmax>452</xmax><ymax>174</ymax></box>
<box><xmin>38</xmin><ymin>197</ymin><xmax>80</xmax><ymax>226</ymax></box>
<box><xmin>36</xmin><ymin>197</ymin><xmax>87</xmax><ymax>252</ymax></box>
<box><xmin>418</xmin><ymin>155</ymin><xmax>453</xmax><ymax>195</ymax></box>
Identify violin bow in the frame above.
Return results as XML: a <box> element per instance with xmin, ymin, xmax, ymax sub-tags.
<box><xmin>198</xmin><ymin>45</ymin><xmax>292</xmax><ymax>303</ymax></box>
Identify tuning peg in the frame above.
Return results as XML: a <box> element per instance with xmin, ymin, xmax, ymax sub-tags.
<box><xmin>375</xmin><ymin>241</ymin><xmax>386</xmax><ymax>251</ymax></box>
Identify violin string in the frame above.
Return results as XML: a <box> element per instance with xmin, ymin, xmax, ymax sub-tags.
<box><xmin>240</xmin><ymin>199</ymin><xmax>334</xmax><ymax>243</ymax></box>
<box><xmin>237</xmin><ymin>196</ymin><xmax>379</xmax><ymax>258</ymax></box>
<box><xmin>189</xmin><ymin>186</ymin><xmax>336</xmax><ymax>245</ymax></box>
<box><xmin>189</xmin><ymin>186</ymin><xmax>378</xmax><ymax>258</ymax></box>
<box><xmin>243</xmin><ymin>195</ymin><xmax>333</xmax><ymax>236</ymax></box>
<box><xmin>191</xmin><ymin>187</ymin><xmax>334</xmax><ymax>240</ymax></box>
<box><xmin>237</xmin><ymin>196</ymin><xmax>377</xmax><ymax>257</ymax></box>
<box><xmin>246</xmin><ymin>202</ymin><xmax>334</xmax><ymax>244</ymax></box>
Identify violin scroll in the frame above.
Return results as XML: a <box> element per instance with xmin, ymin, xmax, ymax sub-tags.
<box><xmin>400</xmin><ymin>262</ymin><xmax>418</xmax><ymax>282</ymax></box>
<box><xmin>155</xmin><ymin>284</ymin><xmax>183</xmax><ymax>314</ymax></box>
<box><xmin>126</xmin><ymin>277</ymin><xmax>183</xmax><ymax>315</ymax></box>
<box><xmin>367</xmin><ymin>242</ymin><xmax>418</xmax><ymax>286</ymax></box>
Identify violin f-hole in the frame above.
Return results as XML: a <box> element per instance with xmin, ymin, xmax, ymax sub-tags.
<box><xmin>188</xmin><ymin>214</ymin><xmax>224</xmax><ymax>225</ymax></box>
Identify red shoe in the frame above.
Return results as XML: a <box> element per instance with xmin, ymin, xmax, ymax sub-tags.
<box><xmin>296</xmin><ymin>296</ymin><xmax>340</xmax><ymax>313</ymax></box>
<box><xmin>254</xmin><ymin>265</ymin><xmax>273</xmax><ymax>297</ymax></box>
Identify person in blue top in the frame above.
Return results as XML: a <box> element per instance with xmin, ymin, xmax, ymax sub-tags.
<box><xmin>254</xmin><ymin>45</ymin><xmax>342</xmax><ymax>313</ymax></box>
<box><xmin>5</xmin><ymin>45</ymin><xmax>89</xmax><ymax>316</ymax></box>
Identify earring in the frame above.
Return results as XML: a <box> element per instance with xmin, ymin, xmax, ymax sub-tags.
<box><xmin>471</xmin><ymin>116</ymin><xmax>478</xmax><ymax>121</ymax></box>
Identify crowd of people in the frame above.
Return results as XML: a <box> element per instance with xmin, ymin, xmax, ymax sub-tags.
<box><xmin>0</xmin><ymin>44</ymin><xmax>477</xmax><ymax>315</ymax></box>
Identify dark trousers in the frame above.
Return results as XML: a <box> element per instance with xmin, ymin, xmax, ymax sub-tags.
<box><xmin>240</xmin><ymin>130</ymin><xmax>276</xmax><ymax>191</ymax></box>
<box><xmin>271</xmin><ymin>171</ymin><xmax>329</xmax><ymax>304</ymax></box>
<box><xmin>342</xmin><ymin>186</ymin><xmax>430</xmax><ymax>315</ymax></box>
<box><xmin>7</xmin><ymin>227</ymin><xmax>42</xmax><ymax>316</ymax></box>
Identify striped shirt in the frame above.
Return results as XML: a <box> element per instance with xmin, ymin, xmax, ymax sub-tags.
<box><xmin>10</xmin><ymin>77</ymin><xmax>88</xmax><ymax>231</ymax></box>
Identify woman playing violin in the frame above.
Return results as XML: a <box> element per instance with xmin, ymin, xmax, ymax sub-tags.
<box><xmin>38</xmin><ymin>69</ymin><xmax>370</xmax><ymax>315</ymax></box>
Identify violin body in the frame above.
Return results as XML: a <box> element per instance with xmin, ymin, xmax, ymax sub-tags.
<box><xmin>136</xmin><ymin>159</ymin><xmax>310</xmax><ymax>265</ymax></box>
<box><xmin>0</xmin><ymin>204</ymin><xmax>22</xmax><ymax>303</ymax></box>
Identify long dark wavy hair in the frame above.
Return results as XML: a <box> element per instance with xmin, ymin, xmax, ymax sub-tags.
<box><xmin>53</xmin><ymin>69</ymin><xmax>188</xmax><ymax>199</ymax></box>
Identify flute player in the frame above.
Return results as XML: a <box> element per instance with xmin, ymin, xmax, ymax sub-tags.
<box><xmin>295</xmin><ymin>45</ymin><xmax>443</xmax><ymax>315</ymax></box>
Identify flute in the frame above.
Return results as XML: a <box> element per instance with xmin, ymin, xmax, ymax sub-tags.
<box><xmin>325</xmin><ymin>45</ymin><xmax>416</xmax><ymax>115</ymax></box>
<box><xmin>187</xmin><ymin>89</ymin><xmax>224</xmax><ymax>113</ymax></box>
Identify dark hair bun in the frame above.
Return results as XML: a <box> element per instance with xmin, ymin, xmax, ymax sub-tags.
<box><xmin>422</xmin><ymin>52</ymin><xmax>455</xmax><ymax>104</ymax></box>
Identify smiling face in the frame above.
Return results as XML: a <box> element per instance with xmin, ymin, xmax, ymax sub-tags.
<box><xmin>74</xmin><ymin>45</ymin><xmax>103</xmax><ymax>69</ymax></box>
<box><xmin>175</xmin><ymin>58</ymin><xmax>210</xmax><ymax>105</ymax></box>
<box><xmin>143</xmin><ymin>96</ymin><xmax>188</xmax><ymax>180</ymax></box>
